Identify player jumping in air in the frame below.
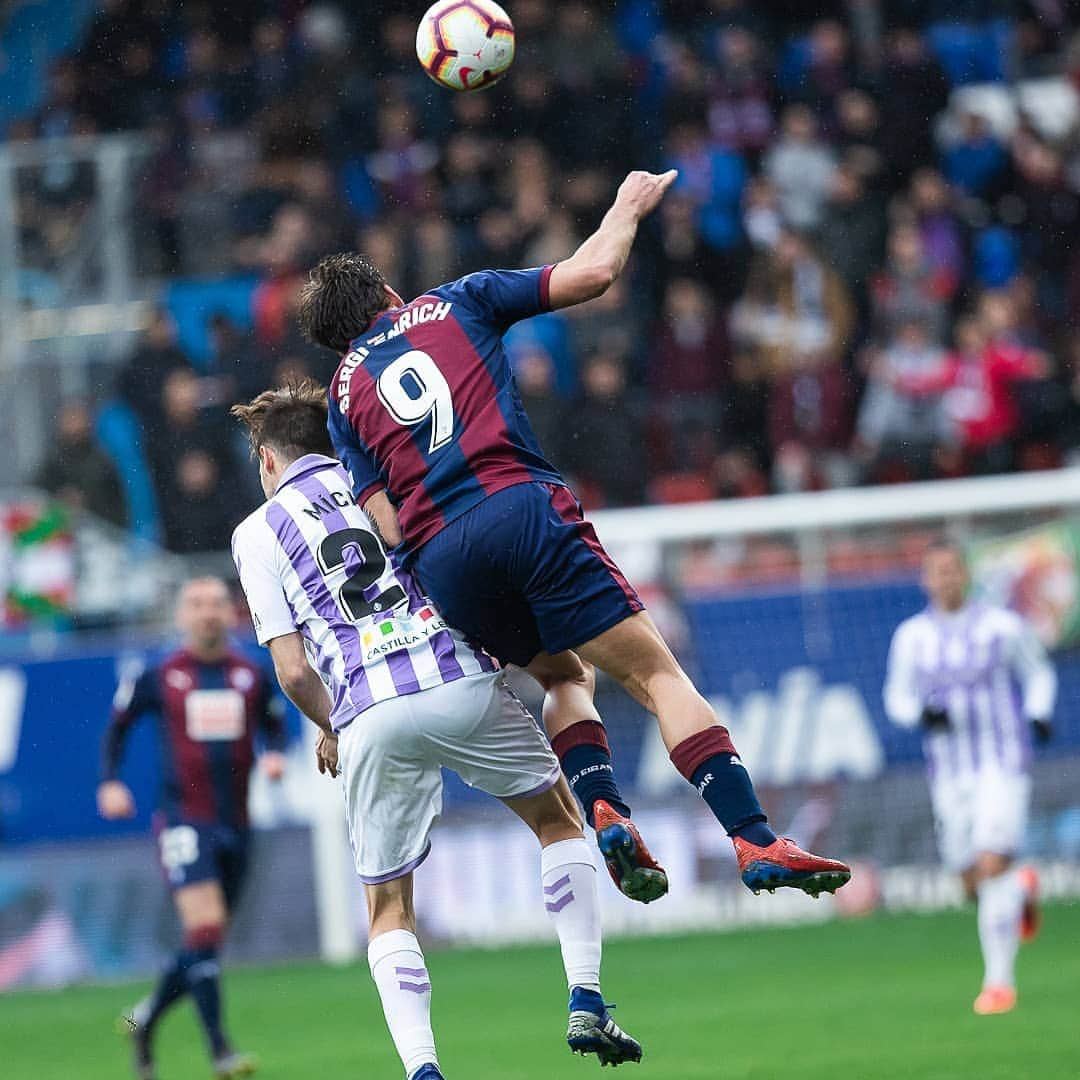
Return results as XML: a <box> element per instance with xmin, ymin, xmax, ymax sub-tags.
<box><xmin>98</xmin><ymin>576</ymin><xmax>288</xmax><ymax>1079</ymax></box>
<box><xmin>230</xmin><ymin>382</ymin><xmax>641</xmax><ymax>1079</ymax></box>
<box><xmin>884</xmin><ymin>541</ymin><xmax>1055</xmax><ymax>1015</ymax></box>
<box><xmin>298</xmin><ymin>169</ymin><xmax>851</xmax><ymax>899</ymax></box>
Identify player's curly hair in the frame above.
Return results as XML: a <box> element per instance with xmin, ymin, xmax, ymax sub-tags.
<box><xmin>230</xmin><ymin>378</ymin><xmax>333</xmax><ymax>460</ymax></box>
<box><xmin>297</xmin><ymin>252</ymin><xmax>391</xmax><ymax>353</ymax></box>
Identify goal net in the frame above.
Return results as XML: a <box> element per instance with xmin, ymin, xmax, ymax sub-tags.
<box><xmin>314</xmin><ymin>469</ymin><xmax>1080</xmax><ymax>959</ymax></box>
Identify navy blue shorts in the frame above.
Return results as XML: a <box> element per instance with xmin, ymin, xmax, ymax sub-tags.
<box><xmin>155</xmin><ymin>819</ymin><xmax>250</xmax><ymax>910</ymax></box>
<box><xmin>411</xmin><ymin>482</ymin><xmax>643</xmax><ymax>668</ymax></box>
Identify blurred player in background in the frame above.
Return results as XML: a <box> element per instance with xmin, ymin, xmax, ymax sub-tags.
<box><xmin>230</xmin><ymin>382</ymin><xmax>642</xmax><ymax>1079</ymax></box>
<box><xmin>97</xmin><ymin>576</ymin><xmax>288</xmax><ymax>1079</ymax></box>
<box><xmin>301</xmin><ymin>169</ymin><xmax>850</xmax><ymax>900</ymax></box>
<box><xmin>884</xmin><ymin>541</ymin><xmax>1056</xmax><ymax>1015</ymax></box>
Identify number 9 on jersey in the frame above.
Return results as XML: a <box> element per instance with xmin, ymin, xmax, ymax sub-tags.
<box><xmin>376</xmin><ymin>350</ymin><xmax>455</xmax><ymax>454</ymax></box>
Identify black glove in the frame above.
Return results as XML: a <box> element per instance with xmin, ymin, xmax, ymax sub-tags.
<box><xmin>920</xmin><ymin>705</ymin><xmax>951</xmax><ymax>732</ymax></box>
<box><xmin>1031</xmin><ymin>718</ymin><xmax>1053</xmax><ymax>745</ymax></box>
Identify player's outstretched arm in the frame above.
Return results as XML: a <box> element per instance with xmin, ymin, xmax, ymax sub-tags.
<box><xmin>548</xmin><ymin>169</ymin><xmax>677</xmax><ymax>310</ymax></box>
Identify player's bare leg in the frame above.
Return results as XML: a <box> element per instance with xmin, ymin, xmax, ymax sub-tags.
<box><xmin>127</xmin><ymin>881</ymin><xmax>254</xmax><ymax>1079</ymax></box>
<box><xmin>575</xmin><ymin>611</ymin><xmax>850</xmax><ymax>897</ymax></box>
<box><xmin>504</xmin><ymin>778</ymin><xmax>642</xmax><ymax>1067</ymax></box>
<box><xmin>969</xmin><ymin>852</ymin><xmax>1024</xmax><ymax>1015</ymax></box>
<box><xmin>174</xmin><ymin>877</ymin><xmax>229</xmax><ymax>927</ymax></box>
<box><xmin>527</xmin><ymin>650</ymin><xmax>668</xmax><ymax>903</ymax></box>
<box><xmin>528</xmin><ymin>650</ymin><xmax>600</xmax><ymax>743</ymax></box>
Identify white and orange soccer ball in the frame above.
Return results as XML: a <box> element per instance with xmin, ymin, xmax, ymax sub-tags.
<box><xmin>416</xmin><ymin>0</ymin><xmax>515</xmax><ymax>93</ymax></box>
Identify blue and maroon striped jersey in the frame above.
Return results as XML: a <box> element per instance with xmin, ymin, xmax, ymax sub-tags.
<box><xmin>328</xmin><ymin>267</ymin><xmax>565</xmax><ymax>553</ymax></box>
<box><xmin>101</xmin><ymin>649</ymin><xmax>287</xmax><ymax>828</ymax></box>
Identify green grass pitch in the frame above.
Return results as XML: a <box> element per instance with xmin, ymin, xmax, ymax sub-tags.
<box><xmin>7</xmin><ymin>904</ymin><xmax>1079</xmax><ymax>1079</ymax></box>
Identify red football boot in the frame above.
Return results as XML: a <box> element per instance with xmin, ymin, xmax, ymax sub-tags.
<box><xmin>593</xmin><ymin>799</ymin><xmax>669</xmax><ymax>904</ymax></box>
<box><xmin>973</xmin><ymin>985</ymin><xmax>1017</xmax><ymax>1015</ymax></box>
<box><xmin>734</xmin><ymin>835</ymin><xmax>851</xmax><ymax>897</ymax></box>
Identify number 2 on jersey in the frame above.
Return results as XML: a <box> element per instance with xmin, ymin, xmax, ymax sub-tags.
<box><xmin>376</xmin><ymin>350</ymin><xmax>455</xmax><ymax>454</ymax></box>
<box><xmin>316</xmin><ymin>528</ymin><xmax>406</xmax><ymax>622</ymax></box>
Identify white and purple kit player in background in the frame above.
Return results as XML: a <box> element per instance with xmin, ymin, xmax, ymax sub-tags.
<box><xmin>884</xmin><ymin>540</ymin><xmax>1056</xmax><ymax>1016</ymax></box>
<box><xmin>228</xmin><ymin>382</ymin><xmax>641</xmax><ymax>1079</ymax></box>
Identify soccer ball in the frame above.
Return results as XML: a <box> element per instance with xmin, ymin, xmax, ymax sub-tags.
<box><xmin>416</xmin><ymin>0</ymin><xmax>516</xmax><ymax>93</ymax></box>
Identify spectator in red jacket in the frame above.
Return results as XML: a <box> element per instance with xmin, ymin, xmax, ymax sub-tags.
<box><xmin>942</xmin><ymin>316</ymin><xmax>1049</xmax><ymax>474</ymax></box>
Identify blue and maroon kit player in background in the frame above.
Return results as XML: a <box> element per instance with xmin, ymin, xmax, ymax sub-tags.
<box><xmin>302</xmin><ymin>168</ymin><xmax>851</xmax><ymax>903</ymax></box>
<box><xmin>98</xmin><ymin>576</ymin><xmax>286</xmax><ymax>1080</ymax></box>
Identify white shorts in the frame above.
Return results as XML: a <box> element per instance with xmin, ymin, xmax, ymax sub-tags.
<box><xmin>337</xmin><ymin>670</ymin><xmax>561</xmax><ymax>884</ymax></box>
<box><xmin>930</xmin><ymin>767</ymin><xmax>1031</xmax><ymax>872</ymax></box>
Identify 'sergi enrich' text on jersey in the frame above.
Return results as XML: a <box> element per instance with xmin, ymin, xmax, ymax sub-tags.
<box><xmin>328</xmin><ymin>268</ymin><xmax>562</xmax><ymax>553</ymax></box>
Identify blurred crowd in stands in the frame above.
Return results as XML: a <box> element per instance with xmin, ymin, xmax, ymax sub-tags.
<box><xmin>15</xmin><ymin>0</ymin><xmax>1080</xmax><ymax>551</ymax></box>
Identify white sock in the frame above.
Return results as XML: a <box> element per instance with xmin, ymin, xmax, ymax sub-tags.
<box><xmin>977</xmin><ymin>870</ymin><xmax>1024</xmax><ymax>990</ymax></box>
<box><xmin>541</xmin><ymin>837</ymin><xmax>603</xmax><ymax>994</ymax></box>
<box><xmin>368</xmin><ymin>929</ymin><xmax>438</xmax><ymax>1077</ymax></box>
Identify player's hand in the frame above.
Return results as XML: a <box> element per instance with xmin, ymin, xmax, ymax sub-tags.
<box><xmin>260</xmin><ymin>751</ymin><xmax>287</xmax><ymax>781</ymax></box>
<box><xmin>97</xmin><ymin>780</ymin><xmax>136</xmax><ymax>820</ymax></box>
<box><xmin>1031</xmin><ymin>718</ymin><xmax>1053</xmax><ymax>745</ymax></box>
<box><xmin>920</xmin><ymin>705</ymin><xmax>951</xmax><ymax>732</ymax></box>
<box><xmin>316</xmin><ymin>731</ymin><xmax>339</xmax><ymax>778</ymax></box>
<box><xmin>614</xmin><ymin>169</ymin><xmax>678</xmax><ymax>221</ymax></box>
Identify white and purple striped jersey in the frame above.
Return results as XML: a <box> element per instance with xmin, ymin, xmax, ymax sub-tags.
<box><xmin>231</xmin><ymin>454</ymin><xmax>497</xmax><ymax>732</ymax></box>
<box><xmin>884</xmin><ymin>602</ymin><xmax>1056</xmax><ymax>779</ymax></box>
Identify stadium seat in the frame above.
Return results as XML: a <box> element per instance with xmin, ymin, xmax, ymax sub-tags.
<box><xmin>973</xmin><ymin>226</ymin><xmax>1019</xmax><ymax>288</ymax></box>
<box><xmin>341</xmin><ymin>157</ymin><xmax>383</xmax><ymax>221</ymax></box>
<box><xmin>776</xmin><ymin>37</ymin><xmax>813</xmax><ymax>95</ymax></box>
<box><xmin>94</xmin><ymin>401</ymin><xmax>161</xmax><ymax>544</ymax></box>
<box><xmin>165</xmin><ymin>277</ymin><xmax>260</xmax><ymax>368</ymax></box>
<box><xmin>0</xmin><ymin>0</ymin><xmax>97</xmax><ymax>130</ymax></box>
<box><xmin>927</xmin><ymin>21</ymin><xmax>1011</xmax><ymax>86</ymax></box>
<box><xmin>504</xmin><ymin>312</ymin><xmax>576</xmax><ymax>396</ymax></box>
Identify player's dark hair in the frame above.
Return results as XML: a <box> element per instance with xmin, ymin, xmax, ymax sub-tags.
<box><xmin>230</xmin><ymin>379</ymin><xmax>333</xmax><ymax>461</ymax></box>
<box><xmin>297</xmin><ymin>252</ymin><xmax>391</xmax><ymax>353</ymax></box>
